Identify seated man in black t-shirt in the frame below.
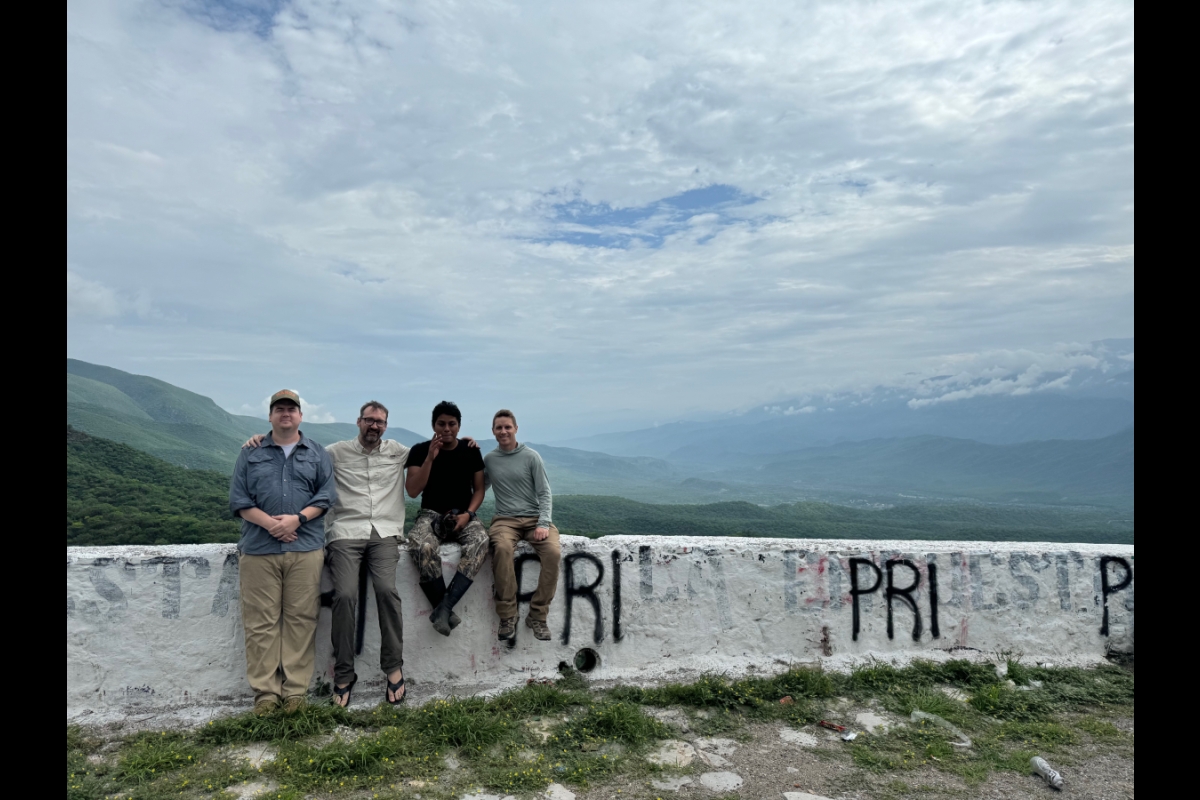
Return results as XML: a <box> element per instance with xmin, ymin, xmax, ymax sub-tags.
<box><xmin>405</xmin><ymin>400</ymin><xmax>488</xmax><ymax>637</ymax></box>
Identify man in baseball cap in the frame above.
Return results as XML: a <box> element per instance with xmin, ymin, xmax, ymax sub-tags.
<box><xmin>229</xmin><ymin>390</ymin><xmax>336</xmax><ymax>715</ymax></box>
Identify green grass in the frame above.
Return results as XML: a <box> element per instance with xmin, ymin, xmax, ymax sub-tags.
<box><xmin>197</xmin><ymin>703</ymin><xmax>351</xmax><ymax>744</ymax></box>
<box><xmin>67</xmin><ymin>661</ymin><xmax>1133</xmax><ymax>800</ymax></box>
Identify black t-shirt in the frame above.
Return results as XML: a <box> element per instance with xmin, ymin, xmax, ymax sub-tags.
<box><xmin>408</xmin><ymin>440</ymin><xmax>485</xmax><ymax>513</ymax></box>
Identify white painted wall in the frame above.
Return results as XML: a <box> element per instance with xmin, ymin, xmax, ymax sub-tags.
<box><xmin>66</xmin><ymin>537</ymin><xmax>1134</xmax><ymax>722</ymax></box>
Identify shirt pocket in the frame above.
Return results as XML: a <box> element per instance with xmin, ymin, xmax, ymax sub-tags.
<box><xmin>246</xmin><ymin>450</ymin><xmax>277</xmax><ymax>496</ymax></box>
<box><xmin>292</xmin><ymin>449</ymin><xmax>320</xmax><ymax>483</ymax></box>
<box><xmin>374</xmin><ymin>453</ymin><xmax>405</xmax><ymax>483</ymax></box>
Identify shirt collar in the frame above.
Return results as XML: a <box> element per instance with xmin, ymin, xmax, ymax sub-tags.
<box><xmin>264</xmin><ymin>430</ymin><xmax>311</xmax><ymax>449</ymax></box>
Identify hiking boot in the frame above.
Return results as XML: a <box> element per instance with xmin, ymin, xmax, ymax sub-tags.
<box><xmin>525</xmin><ymin>616</ymin><xmax>552</xmax><ymax>641</ymax></box>
<box><xmin>419</xmin><ymin>579</ymin><xmax>460</xmax><ymax>630</ymax></box>
<box><xmin>431</xmin><ymin>573</ymin><xmax>474</xmax><ymax>637</ymax></box>
<box><xmin>282</xmin><ymin>696</ymin><xmax>307</xmax><ymax>714</ymax></box>
<box><xmin>498</xmin><ymin>616</ymin><xmax>517</xmax><ymax>640</ymax></box>
<box><xmin>253</xmin><ymin>697</ymin><xmax>279</xmax><ymax>717</ymax></box>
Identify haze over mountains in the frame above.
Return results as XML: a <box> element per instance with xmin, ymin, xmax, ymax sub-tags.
<box><xmin>65</xmin><ymin>351</ymin><xmax>1133</xmax><ymax>512</ymax></box>
<box><xmin>554</xmin><ymin>339</ymin><xmax>1134</xmax><ymax>459</ymax></box>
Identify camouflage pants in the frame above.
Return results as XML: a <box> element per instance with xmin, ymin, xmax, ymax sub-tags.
<box><xmin>407</xmin><ymin>510</ymin><xmax>489</xmax><ymax>582</ymax></box>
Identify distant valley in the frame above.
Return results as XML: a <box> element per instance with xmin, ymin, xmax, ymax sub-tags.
<box><xmin>67</xmin><ymin>427</ymin><xmax>1132</xmax><ymax>547</ymax></box>
<box><xmin>66</xmin><ymin>357</ymin><xmax>1134</xmax><ymax>516</ymax></box>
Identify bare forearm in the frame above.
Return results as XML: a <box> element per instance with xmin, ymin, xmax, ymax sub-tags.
<box><xmin>405</xmin><ymin>465</ymin><xmax>431</xmax><ymax>497</ymax></box>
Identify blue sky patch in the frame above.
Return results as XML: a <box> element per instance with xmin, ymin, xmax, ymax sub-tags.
<box><xmin>540</xmin><ymin>183</ymin><xmax>759</xmax><ymax>249</ymax></box>
<box><xmin>183</xmin><ymin>0</ymin><xmax>286</xmax><ymax>39</ymax></box>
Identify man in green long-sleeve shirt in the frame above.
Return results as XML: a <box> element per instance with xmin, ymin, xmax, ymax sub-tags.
<box><xmin>485</xmin><ymin>409</ymin><xmax>561</xmax><ymax>641</ymax></box>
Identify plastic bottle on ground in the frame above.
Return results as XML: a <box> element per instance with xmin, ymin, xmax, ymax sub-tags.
<box><xmin>1031</xmin><ymin>755</ymin><xmax>1064</xmax><ymax>789</ymax></box>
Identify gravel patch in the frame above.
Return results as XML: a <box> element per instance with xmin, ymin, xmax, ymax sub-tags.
<box><xmin>572</xmin><ymin>710</ymin><xmax>1134</xmax><ymax>800</ymax></box>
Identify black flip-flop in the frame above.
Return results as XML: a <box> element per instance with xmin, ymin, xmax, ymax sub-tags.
<box><xmin>386</xmin><ymin>674</ymin><xmax>406</xmax><ymax>705</ymax></box>
<box><xmin>332</xmin><ymin>676</ymin><xmax>357</xmax><ymax>708</ymax></box>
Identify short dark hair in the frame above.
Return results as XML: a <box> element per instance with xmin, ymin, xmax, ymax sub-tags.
<box><xmin>359</xmin><ymin>400</ymin><xmax>389</xmax><ymax>419</ymax></box>
<box><xmin>492</xmin><ymin>409</ymin><xmax>517</xmax><ymax>426</ymax></box>
<box><xmin>431</xmin><ymin>400</ymin><xmax>462</xmax><ymax>426</ymax></box>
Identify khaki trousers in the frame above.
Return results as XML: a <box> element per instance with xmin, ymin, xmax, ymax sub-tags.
<box><xmin>239</xmin><ymin>549</ymin><xmax>324</xmax><ymax>705</ymax></box>
<box><xmin>326</xmin><ymin>529</ymin><xmax>404</xmax><ymax>685</ymax></box>
<box><xmin>489</xmin><ymin>517</ymin><xmax>561</xmax><ymax>622</ymax></box>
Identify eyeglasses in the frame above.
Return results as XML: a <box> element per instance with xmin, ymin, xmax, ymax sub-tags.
<box><xmin>360</xmin><ymin>418</ymin><xmax>388</xmax><ymax>428</ymax></box>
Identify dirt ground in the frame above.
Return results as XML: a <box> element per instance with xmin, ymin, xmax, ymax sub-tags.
<box><xmin>570</xmin><ymin>713</ymin><xmax>1135</xmax><ymax>800</ymax></box>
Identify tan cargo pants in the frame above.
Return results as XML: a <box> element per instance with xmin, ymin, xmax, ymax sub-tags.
<box><xmin>238</xmin><ymin>549</ymin><xmax>324</xmax><ymax>705</ymax></box>
<box><xmin>489</xmin><ymin>517</ymin><xmax>561</xmax><ymax>622</ymax></box>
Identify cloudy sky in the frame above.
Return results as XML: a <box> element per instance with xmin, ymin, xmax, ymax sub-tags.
<box><xmin>67</xmin><ymin>0</ymin><xmax>1134</xmax><ymax>439</ymax></box>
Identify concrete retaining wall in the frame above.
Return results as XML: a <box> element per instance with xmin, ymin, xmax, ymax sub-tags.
<box><xmin>66</xmin><ymin>537</ymin><xmax>1134</xmax><ymax>722</ymax></box>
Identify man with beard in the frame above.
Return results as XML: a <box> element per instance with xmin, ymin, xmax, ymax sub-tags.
<box><xmin>405</xmin><ymin>401</ymin><xmax>488</xmax><ymax>637</ymax></box>
<box><xmin>320</xmin><ymin>401</ymin><xmax>411</xmax><ymax>707</ymax></box>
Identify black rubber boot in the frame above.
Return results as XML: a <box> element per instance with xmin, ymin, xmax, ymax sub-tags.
<box><xmin>430</xmin><ymin>573</ymin><xmax>473</xmax><ymax>637</ymax></box>
<box><xmin>419</xmin><ymin>578</ymin><xmax>460</xmax><ymax>631</ymax></box>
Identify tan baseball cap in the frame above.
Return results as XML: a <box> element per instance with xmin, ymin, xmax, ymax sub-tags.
<box><xmin>269</xmin><ymin>389</ymin><xmax>301</xmax><ymax>409</ymax></box>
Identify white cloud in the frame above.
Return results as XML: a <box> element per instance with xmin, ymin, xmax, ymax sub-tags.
<box><xmin>67</xmin><ymin>268</ymin><xmax>171</xmax><ymax>323</ymax></box>
<box><xmin>67</xmin><ymin>270</ymin><xmax>121</xmax><ymax>319</ymax></box>
<box><xmin>66</xmin><ymin>0</ymin><xmax>1134</xmax><ymax>439</ymax></box>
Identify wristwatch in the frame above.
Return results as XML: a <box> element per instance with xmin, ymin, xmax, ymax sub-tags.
<box><xmin>467</xmin><ymin>510</ymin><xmax>478</xmax><ymax>521</ymax></box>
<box><xmin>297</xmin><ymin>512</ymin><xmax>309</xmax><ymax>524</ymax></box>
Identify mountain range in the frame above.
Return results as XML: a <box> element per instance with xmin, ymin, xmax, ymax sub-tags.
<box><xmin>553</xmin><ymin>341</ymin><xmax>1134</xmax><ymax>462</ymax></box>
<box><xmin>65</xmin><ymin>357</ymin><xmax>1134</xmax><ymax>511</ymax></box>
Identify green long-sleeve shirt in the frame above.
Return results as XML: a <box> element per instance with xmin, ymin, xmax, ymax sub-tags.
<box><xmin>484</xmin><ymin>443</ymin><xmax>552</xmax><ymax>528</ymax></box>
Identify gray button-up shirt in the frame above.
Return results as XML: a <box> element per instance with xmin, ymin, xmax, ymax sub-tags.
<box><xmin>228</xmin><ymin>431</ymin><xmax>337</xmax><ymax>555</ymax></box>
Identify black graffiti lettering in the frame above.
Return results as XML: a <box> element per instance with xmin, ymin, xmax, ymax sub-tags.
<box><xmin>886</xmin><ymin>560</ymin><xmax>923</xmax><ymax>642</ymax></box>
<box><xmin>562</xmin><ymin>552</ymin><xmax>604</xmax><ymax>645</ymax></box>
<box><xmin>142</xmin><ymin>557</ymin><xmax>181</xmax><ymax>619</ymax></box>
<box><xmin>639</xmin><ymin>545</ymin><xmax>653</xmax><ymax>599</ymax></box>
<box><xmin>1009</xmin><ymin>553</ymin><xmax>1046</xmax><ymax>609</ymax></box>
<box><xmin>88</xmin><ymin>566</ymin><xmax>126</xmax><ymax>610</ymax></box>
<box><xmin>849</xmin><ymin>557</ymin><xmax>882</xmax><ymax>642</ymax></box>
<box><xmin>211</xmin><ymin>554</ymin><xmax>239</xmax><ymax>617</ymax></box>
<box><xmin>783</xmin><ymin>550</ymin><xmax>801</xmax><ymax>612</ymax></box>
<box><xmin>1055</xmin><ymin>554</ymin><xmax>1072</xmax><ymax>611</ymax></box>
<box><xmin>927</xmin><ymin>563</ymin><xmax>940</xmax><ymax>639</ymax></box>
<box><xmin>503</xmin><ymin>553</ymin><xmax>543</xmax><ymax>648</ymax></box>
<box><xmin>611</xmin><ymin>550</ymin><xmax>623</xmax><ymax>642</ymax></box>
<box><xmin>1099</xmin><ymin>556</ymin><xmax>1133</xmax><ymax>636</ymax></box>
<box><xmin>184</xmin><ymin>557</ymin><xmax>211</xmax><ymax>580</ymax></box>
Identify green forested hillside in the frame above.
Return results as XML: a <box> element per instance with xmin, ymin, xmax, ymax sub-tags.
<box><xmin>67</xmin><ymin>359</ymin><xmax>423</xmax><ymax>472</ymax></box>
<box><xmin>68</xmin><ymin>359</ymin><xmax>1134</xmax><ymax>511</ymax></box>
<box><xmin>552</xmin><ymin>495</ymin><xmax>1134</xmax><ymax>545</ymax></box>
<box><xmin>68</xmin><ymin>426</ymin><xmax>1132</xmax><ymax>547</ymax></box>
<box><xmin>67</xmin><ymin>426</ymin><xmax>241</xmax><ymax>546</ymax></box>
